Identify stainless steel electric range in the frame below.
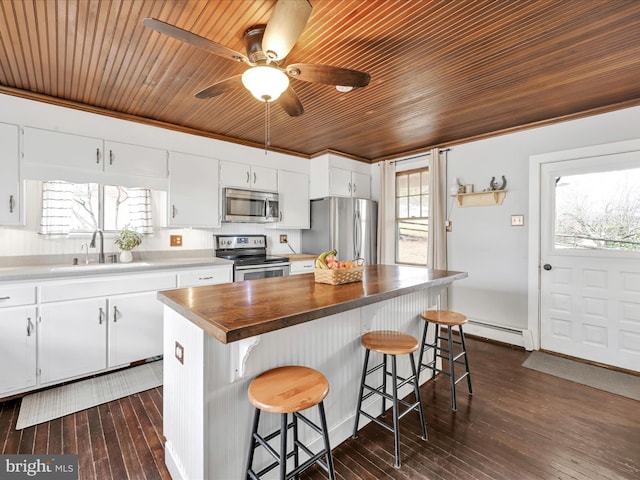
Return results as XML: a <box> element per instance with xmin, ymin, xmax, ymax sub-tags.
<box><xmin>214</xmin><ymin>234</ymin><xmax>290</xmax><ymax>282</ymax></box>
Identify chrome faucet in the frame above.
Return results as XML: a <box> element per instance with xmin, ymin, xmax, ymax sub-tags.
<box><xmin>90</xmin><ymin>229</ymin><xmax>105</xmax><ymax>264</ymax></box>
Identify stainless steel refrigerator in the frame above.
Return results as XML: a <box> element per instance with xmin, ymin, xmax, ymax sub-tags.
<box><xmin>302</xmin><ymin>197</ymin><xmax>378</xmax><ymax>264</ymax></box>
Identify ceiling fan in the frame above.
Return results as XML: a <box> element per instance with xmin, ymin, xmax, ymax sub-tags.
<box><xmin>143</xmin><ymin>0</ymin><xmax>371</xmax><ymax>117</ymax></box>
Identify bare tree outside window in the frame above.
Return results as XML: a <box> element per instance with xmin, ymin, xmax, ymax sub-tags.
<box><xmin>555</xmin><ymin>168</ymin><xmax>640</xmax><ymax>251</ymax></box>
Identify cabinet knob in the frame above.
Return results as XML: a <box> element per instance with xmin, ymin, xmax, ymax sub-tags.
<box><xmin>543</xmin><ymin>264</ymin><xmax>552</xmax><ymax>271</ymax></box>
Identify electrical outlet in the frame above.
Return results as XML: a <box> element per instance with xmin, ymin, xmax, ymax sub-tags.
<box><xmin>175</xmin><ymin>341</ymin><xmax>184</xmax><ymax>365</ymax></box>
<box><xmin>280</xmin><ymin>234</ymin><xmax>287</xmax><ymax>243</ymax></box>
<box><xmin>170</xmin><ymin>235</ymin><xmax>183</xmax><ymax>247</ymax></box>
<box><xmin>511</xmin><ymin>215</ymin><xmax>525</xmax><ymax>226</ymax></box>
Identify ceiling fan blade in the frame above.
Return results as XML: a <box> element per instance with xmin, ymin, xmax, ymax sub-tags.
<box><xmin>143</xmin><ymin>18</ymin><xmax>251</xmax><ymax>65</ymax></box>
<box><xmin>262</xmin><ymin>0</ymin><xmax>312</xmax><ymax>61</ymax></box>
<box><xmin>195</xmin><ymin>75</ymin><xmax>244</xmax><ymax>99</ymax></box>
<box><xmin>277</xmin><ymin>86</ymin><xmax>304</xmax><ymax>117</ymax></box>
<box><xmin>286</xmin><ymin>63</ymin><xmax>371</xmax><ymax>87</ymax></box>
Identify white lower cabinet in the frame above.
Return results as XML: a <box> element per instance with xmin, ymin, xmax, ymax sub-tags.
<box><xmin>108</xmin><ymin>291</ymin><xmax>164</xmax><ymax>368</ymax></box>
<box><xmin>0</xmin><ymin>264</ymin><xmax>232</xmax><ymax>397</ymax></box>
<box><xmin>0</xmin><ymin>306</ymin><xmax>36</xmax><ymax>396</ymax></box>
<box><xmin>39</xmin><ymin>298</ymin><xmax>108</xmax><ymax>385</ymax></box>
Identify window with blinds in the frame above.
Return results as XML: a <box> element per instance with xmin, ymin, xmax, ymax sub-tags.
<box><xmin>39</xmin><ymin>181</ymin><xmax>153</xmax><ymax>235</ymax></box>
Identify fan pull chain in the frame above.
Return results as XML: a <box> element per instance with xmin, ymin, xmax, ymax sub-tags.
<box><xmin>264</xmin><ymin>101</ymin><xmax>271</xmax><ymax>155</ymax></box>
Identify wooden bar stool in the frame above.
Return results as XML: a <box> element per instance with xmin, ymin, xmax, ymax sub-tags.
<box><xmin>418</xmin><ymin>310</ymin><xmax>473</xmax><ymax>411</ymax></box>
<box><xmin>245</xmin><ymin>365</ymin><xmax>336</xmax><ymax>480</ymax></box>
<box><xmin>352</xmin><ymin>330</ymin><xmax>428</xmax><ymax>468</ymax></box>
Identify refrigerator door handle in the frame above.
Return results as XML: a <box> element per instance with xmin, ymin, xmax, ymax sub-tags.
<box><xmin>354</xmin><ymin>210</ymin><xmax>361</xmax><ymax>259</ymax></box>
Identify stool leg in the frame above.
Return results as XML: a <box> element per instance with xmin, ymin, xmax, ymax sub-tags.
<box><xmin>391</xmin><ymin>355</ymin><xmax>401</xmax><ymax>468</ymax></box>
<box><xmin>279</xmin><ymin>413</ymin><xmax>288</xmax><ymax>480</ymax></box>
<box><xmin>418</xmin><ymin>321</ymin><xmax>429</xmax><ymax>377</ymax></box>
<box><xmin>352</xmin><ymin>348</ymin><xmax>370</xmax><ymax>438</ymax></box>
<box><xmin>446</xmin><ymin>326</ymin><xmax>457</xmax><ymax>411</ymax></box>
<box><xmin>245</xmin><ymin>408</ymin><xmax>261</xmax><ymax>479</ymax></box>
<box><xmin>317</xmin><ymin>401</ymin><xmax>336</xmax><ymax>480</ymax></box>
<box><xmin>409</xmin><ymin>352</ymin><xmax>428</xmax><ymax>441</ymax></box>
<box><xmin>459</xmin><ymin>325</ymin><xmax>473</xmax><ymax>395</ymax></box>
<box><xmin>381</xmin><ymin>353</ymin><xmax>388</xmax><ymax>417</ymax></box>
<box><xmin>292</xmin><ymin>412</ymin><xmax>300</xmax><ymax>480</ymax></box>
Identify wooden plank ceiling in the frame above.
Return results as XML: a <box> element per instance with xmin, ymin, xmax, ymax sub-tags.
<box><xmin>1</xmin><ymin>0</ymin><xmax>640</xmax><ymax>162</ymax></box>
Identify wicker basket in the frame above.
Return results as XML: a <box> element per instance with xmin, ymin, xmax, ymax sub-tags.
<box><xmin>314</xmin><ymin>259</ymin><xmax>364</xmax><ymax>285</ymax></box>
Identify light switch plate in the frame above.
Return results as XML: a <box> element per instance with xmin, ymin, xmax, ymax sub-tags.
<box><xmin>511</xmin><ymin>214</ymin><xmax>525</xmax><ymax>226</ymax></box>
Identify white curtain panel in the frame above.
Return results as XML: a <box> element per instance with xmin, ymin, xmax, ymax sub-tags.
<box><xmin>377</xmin><ymin>160</ymin><xmax>396</xmax><ymax>264</ymax></box>
<box><xmin>427</xmin><ymin>148</ymin><xmax>447</xmax><ymax>271</ymax></box>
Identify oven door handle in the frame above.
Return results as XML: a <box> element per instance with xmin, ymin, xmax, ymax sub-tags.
<box><xmin>235</xmin><ymin>263</ymin><xmax>290</xmax><ymax>272</ymax></box>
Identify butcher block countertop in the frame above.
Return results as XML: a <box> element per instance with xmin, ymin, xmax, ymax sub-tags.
<box><xmin>157</xmin><ymin>264</ymin><xmax>467</xmax><ymax>344</ymax></box>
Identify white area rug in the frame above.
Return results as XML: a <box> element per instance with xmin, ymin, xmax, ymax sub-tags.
<box><xmin>17</xmin><ymin>361</ymin><xmax>163</xmax><ymax>430</ymax></box>
<box><xmin>522</xmin><ymin>352</ymin><xmax>640</xmax><ymax>401</ymax></box>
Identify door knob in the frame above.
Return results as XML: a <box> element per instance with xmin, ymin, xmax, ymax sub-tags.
<box><xmin>543</xmin><ymin>264</ymin><xmax>552</xmax><ymax>271</ymax></box>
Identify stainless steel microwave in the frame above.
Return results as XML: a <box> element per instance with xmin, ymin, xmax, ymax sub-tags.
<box><xmin>222</xmin><ymin>188</ymin><xmax>279</xmax><ymax>223</ymax></box>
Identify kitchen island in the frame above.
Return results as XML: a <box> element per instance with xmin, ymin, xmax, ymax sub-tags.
<box><xmin>157</xmin><ymin>265</ymin><xmax>467</xmax><ymax>480</ymax></box>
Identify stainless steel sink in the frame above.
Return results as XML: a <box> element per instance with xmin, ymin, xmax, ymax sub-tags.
<box><xmin>50</xmin><ymin>262</ymin><xmax>151</xmax><ymax>272</ymax></box>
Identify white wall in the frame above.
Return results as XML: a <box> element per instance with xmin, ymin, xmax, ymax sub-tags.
<box><xmin>0</xmin><ymin>93</ymin><xmax>307</xmax><ymax>259</ymax></box>
<box><xmin>447</xmin><ymin>105</ymin><xmax>640</xmax><ymax>340</ymax></box>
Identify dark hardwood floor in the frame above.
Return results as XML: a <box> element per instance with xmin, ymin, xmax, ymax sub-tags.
<box><xmin>1</xmin><ymin>338</ymin><xmax>639</xmax><ymax>479</ymax></box>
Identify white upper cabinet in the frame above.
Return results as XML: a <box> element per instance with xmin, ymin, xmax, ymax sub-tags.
<box><xmin>220</xmin><ymin>161</ymin><xmax>277</xmax><ymax>191</ymax></box>
<box><xmin>23</xmin><ymin>127</ymin><xmax>103</xmax><ymax>172</ymax></box>
<box><xmin>310</xmin><ymin>154</ymin><xmax>372</xmax><ymax>199</ymax></box>
<box><xmin>168</xmin><ymin>151</ymin><xmax>220</xmax><ymax>227</ymax></box>
<box><xmin>21</xmin><ymin>127</ymin><xmax>168</xmax><ymax>186</ymax></box>
<box><xmin>276</xmin><ymin>170</ymin><xmax>310</xmax><ymax>229</ymax></box>
<box><xmin>104</xmin><ymin>140</ymin><xmax>167</xmax><ymax>178</ymax></box>
<box><xmin>0</xmin><ymin>122</ymin><xmax>22</xmax><ymax>225</ymax></box>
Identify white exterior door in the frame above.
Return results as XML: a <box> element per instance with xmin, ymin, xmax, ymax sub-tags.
<box><xmin>540</xmin><ymin>151</ymin><xmax>640</xmax><ymax>371</ymax></box>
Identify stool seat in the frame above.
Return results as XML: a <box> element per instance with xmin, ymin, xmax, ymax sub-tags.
<box><xmin>420</xmin><ymin>310</ymin><xmax>467</xmax><ymax>326</ymax></box>
<box><xmin>248</xmin><ymin>366</ymin><xmax>329</xmax><ymax>414</ymax></box>
<box><xmin>361</xmin><ymin>330</ymin><xmax>419</xmax><ymax>355</ymax></box>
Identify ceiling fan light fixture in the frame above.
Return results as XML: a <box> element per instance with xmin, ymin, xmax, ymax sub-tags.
<box><xmin>242</xmin><ymin>66</ymin><xmax>289</xmax><ymax>102</ymax></box>
<box><xmin>336</xmin><ymin>85</ymin><xmax>355</xmax><ymax>92</ymax></box>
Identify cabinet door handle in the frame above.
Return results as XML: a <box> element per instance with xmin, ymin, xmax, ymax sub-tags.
<box><xmin>113</xmin><ymin>306</ymin><xmax>120</xmax><ymax>322</ymax></box>
<box><xmin>353</xmin><ymin>183</ymin><xmax>357</xmax><ymax>193</ymax></box>
<box><xmin>198</xmin><ymin>276</ymin><xmax>214</xmax><ymax>280</ymax></box>
<box><xmin>172</xmin><ymin>205</ymin><xmax>177</xmax><ymax>218</ymax></box>
<box><xmin>279</xmin><ymin>211</ymin><xmax>283</xmax><ymax>221</ymax></box>
<box><xmin>98</xmin><ymin>307</ymin><xmax>105</xmax><ymax>324</ymax></box>
<box><xmin>9</xmin><ymin>195</ymin><xmax>14</xmax><ymax>213</ymax></box>
<box><xmin>0</xmin><ymin>296</ymin><xmax>10</xmax><ymax>301</ymax></box>
<box><xmin>253</xmin><ymin>172</ymin><xmax>257</xmax><ymax>184</ymax></box>
<box><xmin>348</xmin><ymin>182</ymin><xmax>352</xmax><ymax>193</ymax></box>
<box><xmin>109</xmin><ymin>149</ymin><xmax>114</xmax><ymax>165</ymax></box>
<box><xmin>246</xmin><ymin>171</ymin><xmax>250</xmax><ymax>184</ymax></box>
<box><xmin>96</xmin><ymin>148</ymin><xmax>100</xmax><ymax>164</ymax></box>
<box><xmin>27</xmin><ymin>317</ymin><xmax>33</xmax><ymax>336</ymax></box>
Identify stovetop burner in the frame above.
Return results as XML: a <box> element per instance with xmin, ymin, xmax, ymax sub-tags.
<box><xmin>214</xmin><ymin>234</ymin><xmax>289</xmax><ymax>267</ymax></box>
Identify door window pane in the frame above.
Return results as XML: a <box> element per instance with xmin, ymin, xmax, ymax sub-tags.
<box><xmin>554</xmin><ymin>168</ymin><xmax>640</xmax><ymax>251</ymax></box>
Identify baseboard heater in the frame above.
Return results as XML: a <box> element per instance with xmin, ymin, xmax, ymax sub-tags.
<box><xmin>465</xmin><ymin>319</ymin><xmax>534</xmax><ymax>350</ymax></box>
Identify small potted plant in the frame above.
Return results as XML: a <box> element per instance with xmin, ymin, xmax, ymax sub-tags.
<box><xmin>114</xmin><ymin>226</ymin><xmax>143</xmax><ymax>263</ymax></box>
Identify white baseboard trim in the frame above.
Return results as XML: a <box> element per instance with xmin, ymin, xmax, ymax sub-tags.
<box><xmin>465</xmin><ymin>320</ymin><xmax>534</xmax><ymax>350</ymax></box>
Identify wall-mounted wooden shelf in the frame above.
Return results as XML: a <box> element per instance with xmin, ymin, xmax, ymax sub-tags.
<box><xmin>451</xmin><ymin>190</ymin><xmax>506</xmax><ymax>207</ymax></box>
